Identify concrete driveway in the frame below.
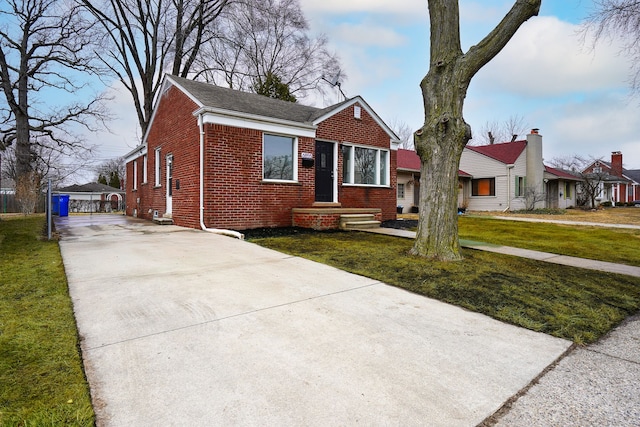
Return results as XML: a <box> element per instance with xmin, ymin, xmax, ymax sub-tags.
<box><xmin>56</xmin><ymin>215</ymin><xmax>571</xmax><ymax>426</ymax></box>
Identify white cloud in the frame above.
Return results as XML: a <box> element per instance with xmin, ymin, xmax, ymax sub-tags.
<box><xmin>542</xmin><ymin>94</ymin><xmax>640</xmax><ymax>167</ymax></box>
<box><xmin>332</xmin><ymin>22</ymin><xmax>407</xmax><ymax>48</ymax></box>
<box><xmin>299</xmin><ymin>0</ymin><xmax>424</xmax><ymax>17</ymax></box>
<box><xmin>473</xmin><ymin>16</ymin><xmax>631</xmax><ymax>98</ymax></box>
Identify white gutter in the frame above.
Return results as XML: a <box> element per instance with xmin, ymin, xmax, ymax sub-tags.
<box><xmin>504</xmin><ymin>164</ymin><xmax>514</xmax><ymax>212</ymax></box>
<box><xmin>198</xmin><ymin>115</ymin><xmax>244</xmax><ymax>240</ymax></box>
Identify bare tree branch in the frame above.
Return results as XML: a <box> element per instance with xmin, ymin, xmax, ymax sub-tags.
<box><xmin>197</xmin><ymin>0</ymin><xmax>344</xmax><ymax>102</ymax></box>
<box><xmin>79</xmin><ymin>0</ymin><xmax>230</xmax><ymax>135</ymax></box>
<box><xmin>0</xmin><ymin>0</ymin><xmax>109</xmax><ymax>181</ymax></box>
<box><xmin>581</xmin><ymin>0</ymin><xmax>640</xmax><ymax>95</ymax></box>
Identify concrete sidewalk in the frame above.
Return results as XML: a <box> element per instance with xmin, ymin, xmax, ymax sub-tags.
<box><xmin>56</xmin><ymin>215</ymin><xmax>571</xmax><ymax>426</ymax></box>
<box><xmin>368</xmin><ymin>228</ymin><xmax>640</xmax><ymax>278</ymax></box>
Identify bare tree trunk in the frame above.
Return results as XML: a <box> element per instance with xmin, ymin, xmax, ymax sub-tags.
<box><xmin>411</xmin><ymin>126</ymin><xmax>467</xmax><ymax>260</ymax></box>
<box><xmin>411</xmin><ymin>0</ymin><xmax>541</xmax><ymax>261</ymax></box>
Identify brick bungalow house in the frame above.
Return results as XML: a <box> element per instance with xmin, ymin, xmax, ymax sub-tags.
<box><xmin>124</xmin><ymin>75</ymin><xmax>400</xmax><ymax>231</ymax></box>
<box><xmin>581</xmin><ymin>151</ymin><xmax>640</xmax><ymax>205</ymax></box>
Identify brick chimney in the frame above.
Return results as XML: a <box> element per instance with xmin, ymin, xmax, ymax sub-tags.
<box><xmin>611</xmin><ymin>151</ymin><xmax>623</xmax><ymax>177</ymax></box>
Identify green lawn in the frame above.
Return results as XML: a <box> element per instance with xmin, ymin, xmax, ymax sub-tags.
<box><xmin>0</xmin><ymin>216</ymin><xmax>94</xmax><ymax>426</ymax></box>
<box><xmin>459</xmin><ymin>216</ymin><xmax>640</xmax><ymax>266</ymax></box>
<box><xmin>249</xmin><ymin>230</ymin><xmax>640</xmax><ymax>345</ymax></box>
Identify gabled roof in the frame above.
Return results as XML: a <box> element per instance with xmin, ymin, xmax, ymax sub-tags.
<box><xmin>582</xmin><ymin>159</ymin><xmax>640</xmax><ymax>183</ymax></box>
<box><xmin>157</xmin><ymin>75</ymin><xmax>399</xmax><ymax>144</ymax></box>
<box><xmin>57</xmin><ymin>182</ymin><xmax>124</xmax><ymax>193</ymax></box>
<box><xmin>397</xmin><ymin>148</ymin><xmax>471</xmax><ymax>177</ymax></box>
<box><xmin>544</xmin><ymin>166</ymin><xmax>582</xmax><ymax>181</ymax></box>
<box><xmin>465</xmin><ymin>141</ymin><xmax>527</xmax><ymax>164</ymax></box>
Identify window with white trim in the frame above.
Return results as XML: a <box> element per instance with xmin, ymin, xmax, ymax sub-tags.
<box><xmin>263</xmin><ymin>134</ymin><xmax>297</xmax><ymax>181</ymax></box>
<box><xmin>341</xmin><ymin>144</ymin><xmax>390</xmax><ymax>186</ymax></box>
<box><xmin>397</xmin><ymin>183</ymin><xmax>405</xmax><ymax>199</ymax></box>
<box><xmin>154</xmin><ymin>148</ymin><xmax>161</xmax><ymax>186</ymax></box>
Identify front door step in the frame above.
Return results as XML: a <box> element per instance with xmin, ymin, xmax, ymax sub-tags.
<box><xmin>339</xmin><ymin>214</ymin><xmax>381</xmax><ymax>230</ymax></box>
<box><xmin>153</xmin><ymin>217</ymin><xmax>174</xmax><ymax>225</ymax></box>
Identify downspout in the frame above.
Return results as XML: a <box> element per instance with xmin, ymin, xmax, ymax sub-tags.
<box><xmin>198</xmin><ymin>114</ymin><xmax>244</xmax><ymax>239</ymax></box>
<box><xmin>504</xmin><ymin>164</ymin><xmax>514</xmax><ymax>212</ymax></box>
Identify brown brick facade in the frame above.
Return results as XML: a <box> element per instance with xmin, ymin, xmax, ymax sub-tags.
<box><xmin>126</xmin><ymin>84</ymin><xmax>397</xmax><ymax>230</ymax></box>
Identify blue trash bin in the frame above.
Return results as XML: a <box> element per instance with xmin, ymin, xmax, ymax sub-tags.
<box><xmin>52</xmin><ymin>195</ymin><xmax>60</xmax><ymax>215</ymax></box>
<box><xmin>59</xmin><ymin>195</ymin><xmax>69</xmax><ymax>217</ymax></box>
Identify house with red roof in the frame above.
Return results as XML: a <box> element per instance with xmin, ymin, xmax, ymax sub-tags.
<box><xmin>460</xmin><ymin>130</ymin><xmax>581</xmax><ymax>210</ymax></box>
<box><xmin>581</xmin><ymin>152</ymin><xmax>640</xmax><ymax>205</ymax></box>
<box><xmin>397</xmin><ymin>130</ymin><xmax>581</xmax><ymax>212</ymax></box>
<box><xmin>396</xmin><ymin>149</ymin><xmax>471</xmax><ymax>213</ymax></box>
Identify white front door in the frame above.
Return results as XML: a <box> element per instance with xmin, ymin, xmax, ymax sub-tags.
<box><xmin>166</xmin><ymin>154</ymin><xmax>173</xmax><ymax>215</ymax></box>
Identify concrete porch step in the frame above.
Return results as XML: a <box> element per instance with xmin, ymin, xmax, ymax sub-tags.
<box><xmin>340</xmin><ymin>214</ymin><xmax>381</xmax><ymax>230</ymax></box>
<box><xmin>153</xmin><ymin>217</ymin><xmax>174</xmax><ymax>225</ymax></box>
<box><xmin>342</xmin><ymin>220</ymin><xmax>382</xmax><ymax>230</ymax></box>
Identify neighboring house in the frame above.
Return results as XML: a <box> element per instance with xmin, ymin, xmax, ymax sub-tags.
<box><xmin>1</xmin><ymin>180</ymin><xmax>15</xmax><ymax>214</ymax></box>
<box><xmin>57</xmin><ymin>182</ymin><xmax>125</xmax><ymax>213</ymax></box>
<box><xmin>581</xmin><ymin>152</ymin><xmax>640</xmax><ymax>205</ymax></box>
<box><xmin>460</xmin><ymin>130</ymin><xmax>581</xmax><ymax>211</ymax></box>
<box><xmin>396</xmin><ymin>149</ymin><xmax>471</xmax><ymax>213</ymax></box>
<box><xmin>124</xmin><ymin>75</ymin><xmax>400</xmax><ymax>231</ymax></box>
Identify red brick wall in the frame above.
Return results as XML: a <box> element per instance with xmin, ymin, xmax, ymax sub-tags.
<box><xmin>126</xmin><ymin>90</ymin><xmax>398</xmax><ymax>229</ymax></box>
<box><xmin>317</xmin><ymin>103</ymin><xmax>397</xmax><ymax>221</ymax></box>
<box><xmin>125</xmin><ymin>85</ymin><xmax>202</xmax><ymax>226</ymax></box>
<box><xmin>201</xmin><ymin>125</ymin><xmax>315</xmax><ymax>229</ymax></box>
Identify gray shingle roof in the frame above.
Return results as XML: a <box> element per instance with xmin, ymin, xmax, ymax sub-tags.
<box><xmin>624</xmin><ymin>169</ymin><xmax>640</xmax><ymax>183</ymax></box>
<box><xmin>57</xmin><ymin>182</ymin><xmax>124</xmax><ymax>193</ymax></box>
<box><xmin>169</xmin><ymin>75</ymin><xmax>350</xmax><ymax>125</ymax></box>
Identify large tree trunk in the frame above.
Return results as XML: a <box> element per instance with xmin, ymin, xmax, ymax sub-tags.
<box><xmin>411</xmin><ymin>119</ymin><xmax>469</xmax><ymax>260</ymax></box>
<box><xmin>411</xmin><ymin>0</ymin><xmax>541</xmax><ymax>261</ymax></box>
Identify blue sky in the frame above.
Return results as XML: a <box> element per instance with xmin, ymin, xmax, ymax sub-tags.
<box><xmin>92</xmin><ymin>0</ymin><xmax>640</xmax><ymax>177</ymax></box>
<box><xmin>296</xmin><ymin>0</ymin><xmax>640</xmax><ymax>168</ymax></box>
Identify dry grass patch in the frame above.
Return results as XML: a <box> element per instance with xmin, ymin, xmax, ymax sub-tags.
<box><xmin>469</xmin><ymin>207</ymin><xmax>640</xmax><ymax>225</ymax></box>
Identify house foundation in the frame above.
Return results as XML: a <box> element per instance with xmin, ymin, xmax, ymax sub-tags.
<box><xmin>292</xmin><ymin>208</ymin><xmax>382</xmax><ymax>230</ymax></box>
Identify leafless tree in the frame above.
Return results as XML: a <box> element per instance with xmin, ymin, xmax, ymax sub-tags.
<box><xmin>389</xmin><ymin>118</ymin><xmax>415</xmax><ymax>149</ymax></box>
<box><xmin>95</xmin><ymin>156</ymin><xmax>125</xmax><ymax>186</ymax></box>
<box><xmin>547</xmin><ymin>154</ymin><xmax>590</xmax><ymax>172</ymax></box>
<box><xmin>578</xmin><ymin>170</ymin><xmax>610</xmax><ymax>208</ymax></box>
<box><xmin>522</xmin><ymin>186</ymin><xmax>547</xmax><ymax>211</ymax></box>
<box><xmin>411</xmin><ymin>0</ymin><xmax>541</xmax><ymax>261</ymax></box>
<box><xmin>582</xmin><ymin>0</ymin><xmax>640</xmax><ymax>95</ymax></box>
<box><xmin>197</xmin><ymin>0</ymin><xmax>343</xmax><ymax>102</ymax></box>
<box><xmin>0</xmin><ymin>0</ymin><xmax>108</xmax><ymax>184</ymax></box>
<box><xmin>79</xmin><ymin>0</ymin><xmax>230</xmax><ymax>135</ymax></box>
<box><xmin>2</xmin><ymin>141</ymin><xmax>92</xmax><ymax>190</ymax></box>
<box><xmin>469</xmin><ymin>114</ymin><xmax>529</xmax><ymax>145</ymax></box>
